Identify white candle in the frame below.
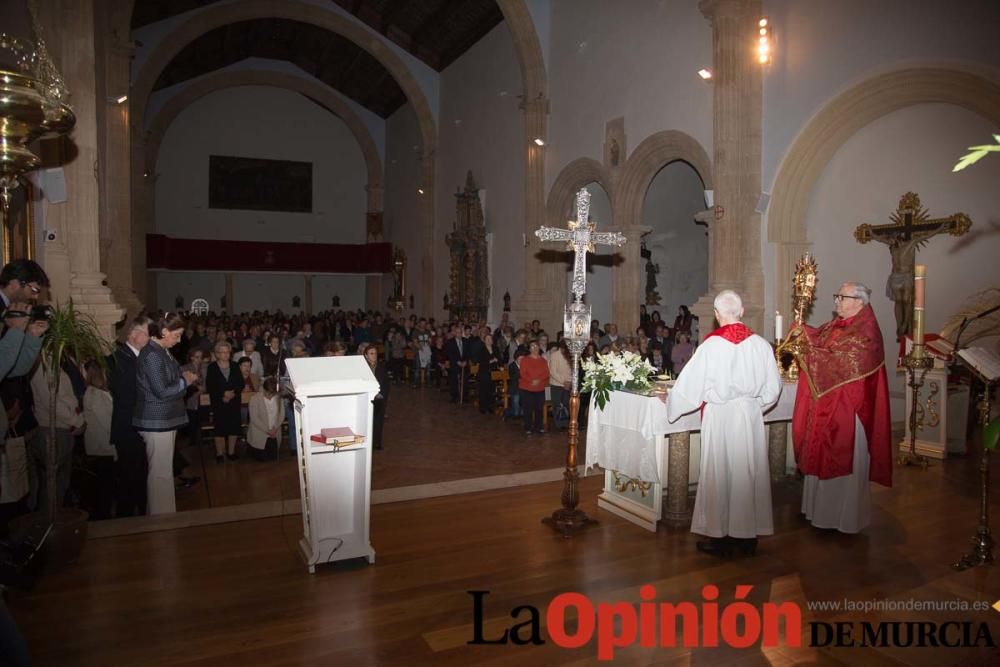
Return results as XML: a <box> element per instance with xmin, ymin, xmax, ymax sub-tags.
<box><xmin>775</xmin><ymin>311</ymin><xmax>784</xmax><ymax>341</ymax></box>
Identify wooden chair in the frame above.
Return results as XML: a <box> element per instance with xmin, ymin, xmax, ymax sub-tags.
<box><xmin>403</xmin><ymin>348</ymin><xmax>415</xmax><ymax>383</ymax></box>
<box><xmin>466</xmin><ymin>363</ymin><xmax>480</xmax><ymax>402</ymax></box>
<box><xmin>490</xmin><ymin>368</ymin><xmax>509</xmax><ymax>417</ymax></box>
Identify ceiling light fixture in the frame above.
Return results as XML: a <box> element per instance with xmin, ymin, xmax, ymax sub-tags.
<box><xmin>698</xmin><ymin>68</ymin><xmax>713</xmax><ymax>80</ymax></box>
<box><xmin>757</xmin><ymin>18</ymin><xmax>772</xmax><ymax>65</ymax></box>
<box><xmin>534</xmin><ymin>137</ymin><xmax>545</xmax><ymax>146</ymax></box>
<box><xmin>417</xmin><ymin>188</ymin><xmax>424</xmax><ymax>195</ymax></box>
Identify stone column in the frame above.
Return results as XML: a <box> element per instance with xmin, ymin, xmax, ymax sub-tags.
<box><xmin>611</xmin><ymin>225</ymin><xmax>651</xmax><ymax>336</ymax></box>
<box><xmin>512</xmin><ymin>94</ymin><xmax>558</xmax><ymax>332</ymax></box>
<box><xmin>94</xmin><ymin>0</ymin><xmax>143</xmax><ymax>318</ymax></box>
<box><xmin>130</xmin><ymin>133</ymin><xmax>154</xmax><ymax>306</ymax></box>
<box><xmin>696</xmin><ymin>0</ymin><xmax>765</xmax><ymax>333</ymax></box>
<box><xmin>768</xmin><ymin>422</ymin><xmax>789</xmax><ymax>480</ymax></box>
<box><xmin>418</xmin><ymin>150</ymin><xmax>435</xmax><ymax>318</ymax></box>
<box><xmin>224</xmin><ymin>273</ymin><xmax>233</xmax><ymax>313</ymax></box>
<box><xmin>35</xmin><ymin>0</ymin><xmax>123</xmax><ymax>340</ymax></box>
<box><xmin>664</xmin><ymin>432</ymin><xmax>692</xmax><ymax>524</ymax></box>
<box><xmin>304</xmin><ymin>274</ymin><xmax>313</xmax><ymax>315</ymax></box>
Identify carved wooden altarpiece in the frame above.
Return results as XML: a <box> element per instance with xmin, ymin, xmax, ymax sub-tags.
<box><xmin>445</xmin><ymin>171</ymin><xmax>489</xmax><ymax>323</ymax></box>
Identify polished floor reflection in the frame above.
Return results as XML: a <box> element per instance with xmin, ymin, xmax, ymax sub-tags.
<box><xmin>174</xmin><ymin>381</ymin><xmax>582</xmax><ymax>510</ymax></box>
<box><xmin>11</xmin><ymin>450</ymin><xmax>1000</xmax><ymax>666</ymax></box>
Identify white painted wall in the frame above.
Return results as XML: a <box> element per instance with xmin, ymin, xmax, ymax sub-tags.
<box><xmin>313</xmin><ymin>275</ymin><xmax>368</xmax><ymax>313</ymax></box>
<box><xmin>154</xmin><ymin>272</ymin><xmax>367</xmax><ymax>313</ymax></box>
<box><xmin>546</xmin><ymin>0</ymin><xmax>713</xmax><ymax>191</ymax></box>
<box><xmin>435</xmin><ymin>22</ymin><xmax>526</xmax><ymax>328</ymax></box>
<box><xmin>155</xmin><ymin>85</ymin><xmax>367</xmax><ymax>245</ymax></box>
<box><xmin>155</xmin><ymin>272</ymin><xmax>226</xmax><ymax>313</ymax></box>
<box><xmin>760</xmin><ymin>0</ymin><xmax>1000</xmax><ymax>321</ymax></box>
<box><xmin>567</xmin><ymin>182</ymin><xmax>614</xmax><ymax>329</ymax></box>
<box><xmin>146</xmin><ymin>58</ymin><xmax>386</xmax><ymax>163</ymax></box>
<box><xmin>806</xmin><ymin>103</ymin><xmax>1000</xmax><ymax>415</ymax></box>
<box><xmin>641</xmin><ymin>161</ymin><xmax>709</xmax><ymax>321</ymax></box>
<box><xmin>761</xmin><ymin>0</ymin><xmax>1000</xmax><ymax>190</ymax></box>
<box><xmin>384</xmin><ymin>102</ymin><xmax>425</xmax><ymax>315</ymax></box>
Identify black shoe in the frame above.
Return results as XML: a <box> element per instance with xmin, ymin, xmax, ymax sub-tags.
<box><xmin>216</xmin><ymin>455</ymin><xmax>225</xmax><ymax>464</ymax></box>
<box><xmin>696</xmin><ymin>538</ymin><xmax>732</xmax><ymax>558</ymax></box>
<box><xmin>731</xmin><ymin>537</ymin><xmax>758</xmax><ymax>556</ymax></box>
<box><xmin>227</xmin><ymin>452</ymin><xmax>240</xmax><ymax>461</ymax></box>
<box><xmin>176</xmin><ymin>476</ymin><xmax>201</xmax><ymax>488</ymax></box>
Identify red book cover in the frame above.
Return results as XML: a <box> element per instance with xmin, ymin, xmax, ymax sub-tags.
<box><xmin>321</xmin><ymin>427</ymin><xmax>357</xmax><ymax>439</ymax></box>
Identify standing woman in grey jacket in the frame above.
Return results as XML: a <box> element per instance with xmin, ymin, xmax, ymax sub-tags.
<box><xmin>133</xmin><ymin>313</ymin><xmax>198</xmax><ymax>515</ymax></box>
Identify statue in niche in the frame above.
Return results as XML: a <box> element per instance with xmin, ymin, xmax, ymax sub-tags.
<box><xmin>609</xmin><ymin>138</ymin><xmax>620</xmax><ymax>167</ymax></box>
<box><xmin>641</xmin><ymin>242</ymin><xmax>662</xmax><ymax>306</ymax></box>
<box><xmin>292</xmin><ymin>295</ymin><xmax>301</xmax><ymax>309</ymax></box>
<box><xmin>220</xmin><ymin>295</ymin><xmax>227</xmax><ymax>310</ymax></box>
<box><xmin>174</xmin><ymin>295</ymin><xmax>184</xmax><ymax>309</ymax></box>
<box><xmin>443</xmin><ymin>293</ymin><xmax>449</xmax><ymax>311</ymax></box>
<box><xmin>503</xmin><ymin>291</ymin><xmax>511</xmax><ymax>312</ymax></box>
<box><xmin>332</xmin><ymin>295</ymin><xmax>340</xmax><ymax>308</ymax></box>
<box><xmin>444</xmin><ymin>171</ymin><xmax>490</xmax><ymax>323</ymax></box>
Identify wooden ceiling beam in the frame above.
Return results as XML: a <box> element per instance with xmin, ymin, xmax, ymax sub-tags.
<box><xmin>378</xmin><ymin>0</ymin><xmax>407</xmax><ymax>35</ymax></box>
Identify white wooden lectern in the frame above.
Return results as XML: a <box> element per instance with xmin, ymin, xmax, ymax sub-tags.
<box><xmin>285</xmin><ymin>356</ymin><xmax>379</xmax><ymax>573</ymax></box>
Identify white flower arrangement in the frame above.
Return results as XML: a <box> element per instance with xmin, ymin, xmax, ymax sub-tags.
<box><xmin>581</xmin><ymin>350</ymin><xmax>657</xmax><ymax>410</ymax></box>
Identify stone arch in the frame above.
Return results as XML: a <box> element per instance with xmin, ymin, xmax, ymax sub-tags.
<box><xmin>131</xmin><ymin>0</ymin><xmax>435</xmax><ymax>147</ymax></box>
<box><xmin>545</xmin><ymin>158</ymin><xmax>613</xmax><ymax>225</ymax></box>
<box><xmin>145</xmin><ymin>70</ymin><xmax>383</xmax><ymax>196</ymax></box>
<box><xmin>609</xmin><ymin>130</ymin><xmax>713</xmax><ymax>333</ymax></box>
<box><xmin>129</xmin><ymin>0</ymin><xmax>436</xmax><ymax>311</ymax></box>
<box><xmin>768</xmin><ymin>66</ymin><xmax>1000</xmax><ymax>311</ymax></box>
<box><xmin>613</xmin><ymin>129</ymin><xmax>714</xmax><ymax>228</ymax></box>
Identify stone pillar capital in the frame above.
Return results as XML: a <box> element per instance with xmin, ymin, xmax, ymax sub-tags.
<box><xmin>699</xmin><ymin>0</ymin><xmax>755</xmax><ymax>21</ymax></box>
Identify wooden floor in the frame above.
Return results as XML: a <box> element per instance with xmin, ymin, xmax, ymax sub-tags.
<box><xmin>174</xmin><ymin>381</ymin><xmax>577</xmax><ymax>511</ymax></box>
<box><xmin>10</xmin><ymin>448</ymin><xmax>1000</xmax><ymax>666</ymax></box>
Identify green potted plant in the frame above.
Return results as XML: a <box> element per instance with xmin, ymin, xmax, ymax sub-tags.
<box><xmin>24</xmin><ymin>301</ymin><xmax>111</xmax><ymax>565</ymax></box>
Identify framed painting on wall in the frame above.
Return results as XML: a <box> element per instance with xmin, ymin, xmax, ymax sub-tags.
<box><xmin>208</xmin><ymin>155</ymin><xmax>312</xmax><ymax>213</ymax></box>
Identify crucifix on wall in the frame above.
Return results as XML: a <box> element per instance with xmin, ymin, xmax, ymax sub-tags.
<box><xmin>854</xmin><ymin>192</ymin><xmax>972</xmax><ymax>339</ymax></box>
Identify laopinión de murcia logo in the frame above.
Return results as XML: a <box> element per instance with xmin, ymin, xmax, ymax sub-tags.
<box><xmin>466</xmin><ymin>587</ymin><xmax>998</xmax><ymax>660</ymax></box>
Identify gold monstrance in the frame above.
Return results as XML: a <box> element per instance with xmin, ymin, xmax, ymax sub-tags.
<box><xmin>775</xmin><ymin>253</ymin><xmax>818</xmax><ymax>381</ymax></box>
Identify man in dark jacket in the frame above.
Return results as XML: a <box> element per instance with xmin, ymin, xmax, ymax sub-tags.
<box><xmin>107</xmin><ymin>316</ymin><xmax>150</xmax><ymax>517</ymax></box>
<box><xmin>444</xmin><ymin>325</ymin><xmax>467</xmax><ymax>403</ymax></box>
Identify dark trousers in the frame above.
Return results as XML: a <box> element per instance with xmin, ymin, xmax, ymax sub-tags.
<box><xmin>114</xmin><ymin>434</ymin><xmax>147</xmax><ymax>517</ymax></box>
<box><xmin>372</xmin><ymin>398</ymin><xmax>386</xmax><ymax>449</ymax></box>
<box><xmin>478</xmin><ymin>376</ymin><xmax>495</xmax><ymax>413</ymax></box>
<box><xmin>448</xmin><ymin>368</ymin><xmax>463</xmax><ymax>402</ymax></box>
<box><xmin>250</xmin><ymin>438</ymin><xmax>278</xmax><ymax>462</ymax></box>
<box><xmin>88</xmin><ymin>455</ymin><xmax>115</xmax><ymax>521</ymax></box>
<box><xmin>522</xmin><ymin>390</ymin><xmax>545</xmax><ymax>432</ymax></box>
<box><xmin>0</xmin><ymin>598</ymin><xmax>28</xmax><ymax>667</ymax></box>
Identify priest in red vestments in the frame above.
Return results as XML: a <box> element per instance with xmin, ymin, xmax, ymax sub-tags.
<box><xmin>790</xmin><ymin>282</ymin><xmax>892</xmax><ymax>533</ymax></box>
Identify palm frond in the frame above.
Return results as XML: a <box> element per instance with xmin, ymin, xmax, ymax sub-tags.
<box><xmin>40</xmin><ymin>300</ymin><xmax>113</xmax><ymax>373</ymax></box>
<box><xmin>953</xmin><ymin>135</ymin><xmax>1000</xmax><ymax>172</ymax></box>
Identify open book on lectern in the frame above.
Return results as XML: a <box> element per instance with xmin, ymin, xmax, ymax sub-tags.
<box><xmin>957</xmin><ymin>346</ymin><xmax>1000</xmax><ymax>382</ymax></box>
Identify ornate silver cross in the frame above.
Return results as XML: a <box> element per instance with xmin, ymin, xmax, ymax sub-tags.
<box><xmin>535</xmin><ymin>189</ymin><xmax>626</xmax><ymax>304</ymax></box>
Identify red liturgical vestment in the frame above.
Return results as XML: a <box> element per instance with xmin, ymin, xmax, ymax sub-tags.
<box><xmin>792</xmin><ymin>305</ymin><xmax>893</xmax><ymax>487</ymax></box>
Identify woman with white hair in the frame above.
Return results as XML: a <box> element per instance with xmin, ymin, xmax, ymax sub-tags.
<box><xmin>666</xmin><ymin>289</ymin><xmax>782</xmax><ymax>558</ymax></box>
<box><xmin>206</xmin><ymin>341</ymin><xmax>245</xmax><ymax>463</ymax></box>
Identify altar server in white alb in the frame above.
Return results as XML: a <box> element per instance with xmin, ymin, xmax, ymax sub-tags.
<box><xmin>666</xmin><ymin>290</ymin><xmax>782</xmax><ymax>558</ymax></box>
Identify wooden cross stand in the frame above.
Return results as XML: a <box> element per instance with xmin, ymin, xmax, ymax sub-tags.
<box><xmin>535</xmin><ymin>189</ymin><xmax>625</xmax><ymax>536</ymax></box>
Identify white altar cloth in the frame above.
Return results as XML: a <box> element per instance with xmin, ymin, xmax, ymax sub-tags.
<box><xmin>585</xmin><ymin>383</ymin><xmax>798</xmax><ymax>483</ymax></box>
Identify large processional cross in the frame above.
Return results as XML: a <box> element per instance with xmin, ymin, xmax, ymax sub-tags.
<box><xmin>535</xmin><ymin>188</ymin><xmax>626</xmax><ymax>537</ymax></box>
<box><xmin>536</xmin><ymin>189</ymin><xmax>626</xmax><ymax>345</ymax></box>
